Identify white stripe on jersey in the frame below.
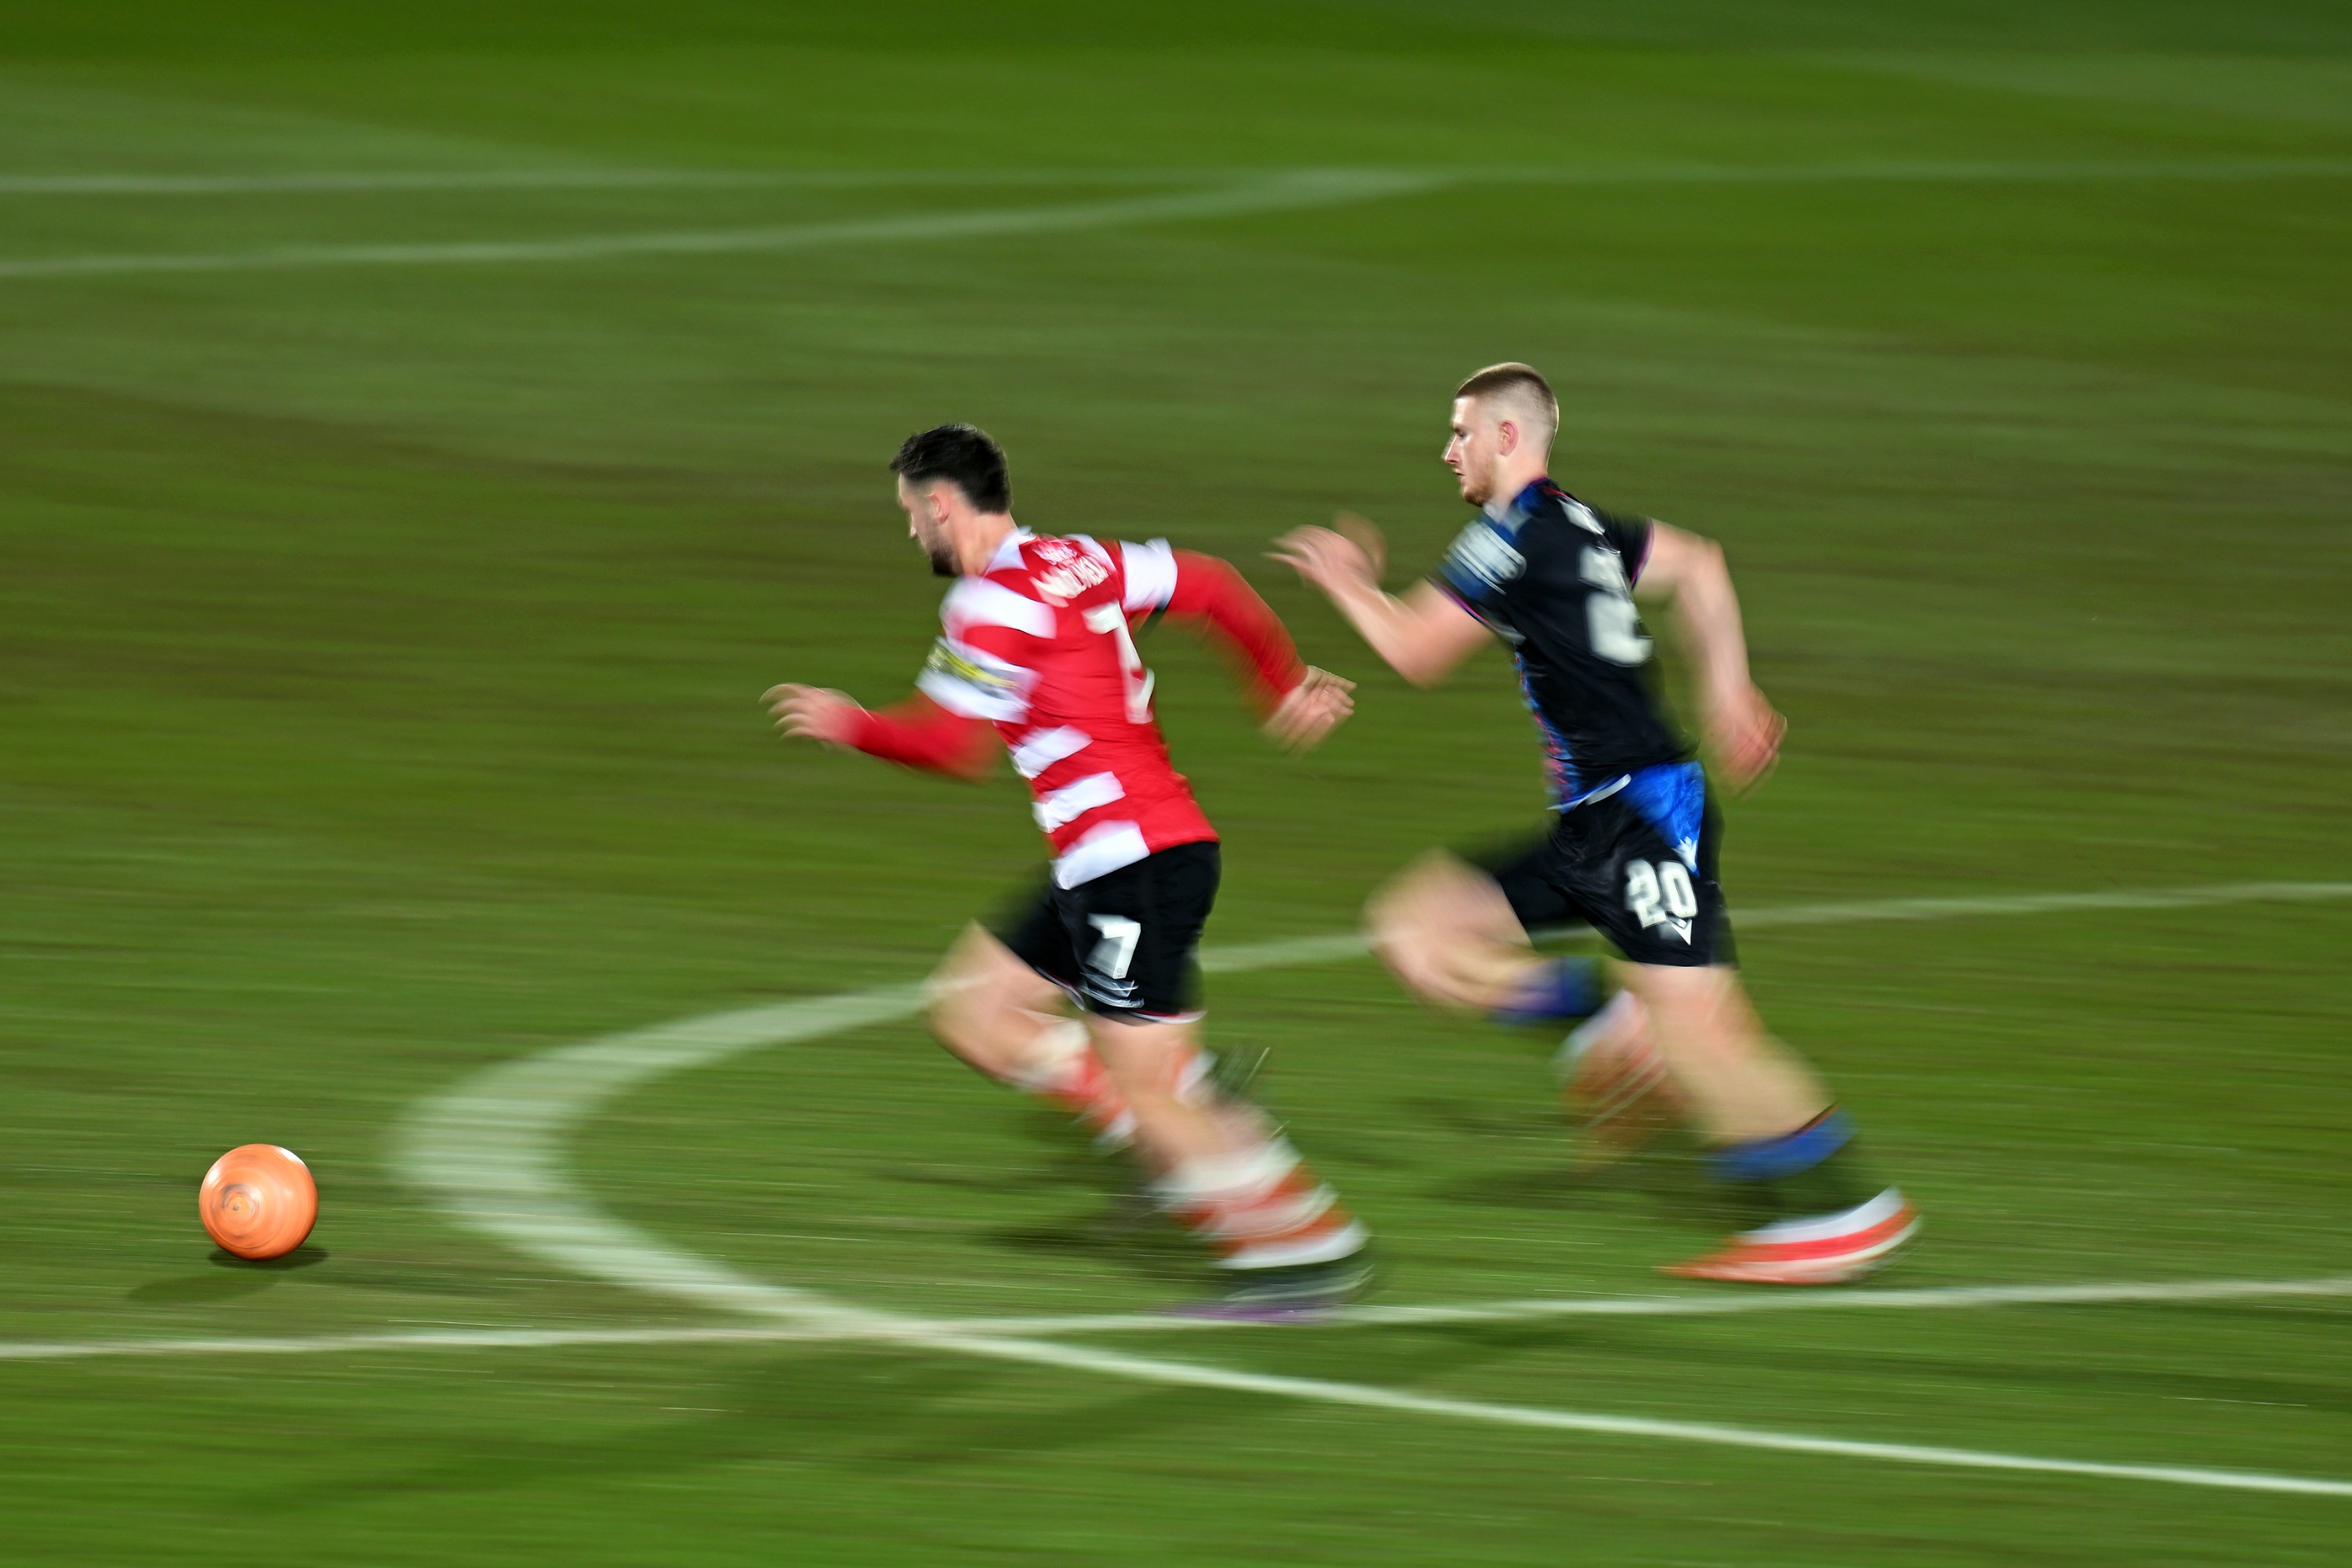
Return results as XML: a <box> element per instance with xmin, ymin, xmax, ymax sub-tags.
<box><xmin>1033</xmin><ymin>770</ymin><xmax>1126</xmax><ymax>831</ymax></box>
<box><xmin>1120</xmin><ymin>538</ymin><xmax>1178</xmax><ymax>612</ymax></box>
<box><xmin>1009</xmin><ymin>725</ymin><xmax>1092</xmax><ymax>780</ymax></box>
<box><xmin>942</xmin><ymin>575</ymin><xmax>1057</xmax><ymax>639</ymax></box>
<box><xmin>1053</xmin><ymin>819</ymin><xmax>1152</xmax><ymax>888</ymax></box>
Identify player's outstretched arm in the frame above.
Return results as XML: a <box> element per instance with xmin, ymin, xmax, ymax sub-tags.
<box><xmin>1631</xmin><ymin>523</ymin><xmax>1785</xmax><ymax>792</ymax></box>
<box><xmin>1272</xmin><ymin>515</ymin><xmax>1490</xmax><ymax>688</ymax></box>
<box><xmin>763</xmin><ymin>684</ymin><xmax>995</xmax><ymax>781</ymax></box>
<box><xmin>1156</xmin><ymin>548</ymin><xmax>1355</xmax><ymax>752</ymax></box>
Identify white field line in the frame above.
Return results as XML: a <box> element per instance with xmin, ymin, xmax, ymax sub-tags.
<box><xmin>1725</xmin><ymin>879</ymin><xmax>2352</xmax><ymax>930</ymax></box>
<box><xmin>915</xmin><ymin>1330</ymin><xmax>2352</xmax><ymax>1500</ymax></box>
<box><xmin>4</xmin><ymin>156</ymin><xmax>2349</xmax><ymax>198</ymax></box>
<box><xmin>10</xmin><ymin>1273</ymin><xmax>2350</xmax><ymax>1364</ymax></box>
<box><xmin>1465</xmin><ymin>155</ymin><xmax>2352</xmax><ymax>187</ymax></box>
<box><xmin>0</xmin><ymin>170</ymin><xmax>1436</xmax><ymax>281</ymax></box>
<box><xmin>0</xmin><ymin>169</ymin><xmax>1210</xmax><ymax>196</ymax></box>
<box><xmin>1203</xmin><ymin>880</ymin><xmax>2352</xmax><ymax>972</ymax></box>
<box><xmin>936</xmin><ymin>1273</ymin><xmax>2352</xmax><ymax>1335</ymax></box>
<box><xmin>5</xmin><ymin>154</ymin><xmax>2347</xmax><ymax>279</ymax></box>
<box><xmin>13</xmin><ymin>1327</ymin><xmax>2348</xmax><ymax>1500</ymax></box>
<box><xmin>386</xmin><ymin>877</ymin><xmax>2352</xmax><ymax>1498</ymax></box>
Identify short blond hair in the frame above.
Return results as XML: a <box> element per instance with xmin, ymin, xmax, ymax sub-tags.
<box><xmin>1454</xmin><ymin>361</ymin><xmax>1557</xmax><ymax>448</ymax></box>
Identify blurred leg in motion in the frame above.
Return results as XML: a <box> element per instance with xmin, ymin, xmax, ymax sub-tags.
<box><xmin>1088</xmin><ymin>1014</ymin><xmax>1368</xmax><ymax>1308</ymax></box>
<box><xmin>926</xmin><ymin>924</ymin><xmax>1134</xmax><ymax>1149</ymax></box>
<box><xmin>1622</xmin><ymin>961</ymin><xmax>1915</xmax><ymax>1283</ymax></box>
<box><xmin>1553</xmin><ymin>992</ymin><xmax>1689</xmax><ymax>1171</ymax></box>
<box><xmin>1368</xmin><ymin>851</ymin><xmax>1566</xmax><ymax>1012</ymax></box>
<box><xmin>1370</xmin><ymin>851</ymin><xmax>1675</xmax><ymax>1163</ymax></box>
<box><xmin>932</xmin><ymin>848</ymin><xmax>1370</xmax><ymax>1312</ymax></box>
<box><xmin>1368</xmin><ymin>840</ymin><xmax>1915</xmax><ymax>1284</ymax></box>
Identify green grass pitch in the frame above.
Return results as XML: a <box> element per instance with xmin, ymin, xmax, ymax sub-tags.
<box><xmin>3</xmin><ymin>2</ymin><xmax>2350</xmax><ymax>1562</ymax></box>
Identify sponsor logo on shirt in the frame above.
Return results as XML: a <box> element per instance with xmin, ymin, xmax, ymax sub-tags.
<box><xmin>1029</xmin><ymin>539</ymin><xmax>1111</xmax><ymax>604</ymax></box>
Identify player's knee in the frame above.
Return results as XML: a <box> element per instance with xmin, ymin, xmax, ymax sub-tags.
<box><xmin>921</xmin><ymin>988</ymin><xmax>985</xmax><ymax>1062</ymax></box>
<box><xmin>1367</xmin><ymin>873</ymin><xmax>1453</xmax><ymax>959</ymax></box>
<box><xmin>923</xmin><ymin>949</ymin><xmax>1003</xmax><ymax>1054</ymax></box>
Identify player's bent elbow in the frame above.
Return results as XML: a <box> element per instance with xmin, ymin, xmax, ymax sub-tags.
<box><xmin>1391</xmin><ymin>644</ymin><xmax>1468</xmax><ymax>688</ymax></box>
<box><xmin>1396</xmin><ymin>660</ymin><xmax>1451</xmax><ymax>690</ymax></box>
<box><xmin>1380</xmin><ymin>637</ymin><xmax>1453</xmax><ymax>688</ymax></box>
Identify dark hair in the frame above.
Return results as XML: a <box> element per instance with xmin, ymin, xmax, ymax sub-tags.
<box><xmin>891</xmin><ymin>423</ymin><xmax>1011</xmax><ymax>514</ymax></box>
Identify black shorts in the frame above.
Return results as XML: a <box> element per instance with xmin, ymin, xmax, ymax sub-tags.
<box><xmin>1475</xmin><ymin>762</ymin><xmax>1735</xmax><ymax>969</ymax></box>
<box><xmin>994</xmin><ymin>840</ymin><xmax>1220</xmax><ymax>1023</ymax></box>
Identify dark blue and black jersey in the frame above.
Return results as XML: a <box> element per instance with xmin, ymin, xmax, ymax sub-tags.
<box><xmin>1432</xmin><ymin>479</ymin><xmax>1693</xmax><ymax>815</ymax></box>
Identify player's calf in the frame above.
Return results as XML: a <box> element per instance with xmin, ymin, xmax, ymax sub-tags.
<box><xmin>1629</xmin><ymin>964</ymin><xmax>1917</xmax><ymax>1283</ymax></box>
<box><xmin>1553</xmin><ymin>990</ymin><xmax>1687</xmax><ymax>1168</ymax></box>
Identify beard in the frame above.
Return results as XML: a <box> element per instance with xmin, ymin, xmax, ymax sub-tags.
<box><xmin>925</xmin><ymin>541</ymin><xmax>958</xmax><ymax>577</ymax></box>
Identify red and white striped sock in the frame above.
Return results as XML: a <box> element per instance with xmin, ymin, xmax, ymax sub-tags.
<box><xmin>1008</xmin><ymin>1021</ymin><xmax>1135</xmax><ymax>1145</ymax></box>
<box><xmin>1156</xmin><ymin>1142</ymin><xmax>1367</xmax><ymax>1272</ymax></box>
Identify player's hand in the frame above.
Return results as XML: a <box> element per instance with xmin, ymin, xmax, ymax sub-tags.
<box><xmin>763</xmin><ymin>683</ymin><xmax>864</xmax><ymax>746</ymax></box>
<box><xmin>1271</xmin><ymin>518</ymin><xmax>1381</xmax><ymax>599</ymax></box>
<box><xmin>1264</xmin><ymin>666</ymin><xmax>1356</xmax><ymax>753</ymax></box>
<box><xmin>1708</xmin><ymin>682</ymin><xmax>1786</xmax><ymax>794</ymax></box>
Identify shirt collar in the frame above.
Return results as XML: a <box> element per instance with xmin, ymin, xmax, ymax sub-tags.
<box><xmin>984</xmin><ymin>526</ymin><xmax>1031</xmax><ymax>572</ymax></box>
<box><xmin>1483</xmin><ymin>477</ymin><xmax>1553</xmax><ymax>527</ymax></box>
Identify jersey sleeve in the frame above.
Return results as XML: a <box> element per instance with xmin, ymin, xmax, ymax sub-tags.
<box><xmin>843</xmin><ymin>694</ymin><xmax>995</xmax><ymax>780</ymax></box>
<box><xmin>1127</xmin><ymin>542</ymin><xmax>1305</xmax><ymax>713</ymax></box>
<box><xmin>1592</xmin><ymin>507</ymin><xmax>1654</xmax><ymax>586</ymax></box>
<box><xmin>1431</xmin><ymin>515</ymin><xmax>1526</xmax><ymax>631</ymax></box>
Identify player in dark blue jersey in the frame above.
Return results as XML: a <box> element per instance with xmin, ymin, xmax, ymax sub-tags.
<box><xmin>1277</xmin><ymin>362</ymin><xmax>1915</xmax><ymax>1283</ymax></box>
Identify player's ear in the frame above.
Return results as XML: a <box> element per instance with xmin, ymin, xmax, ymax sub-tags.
<box><xmin>1494</xmin><ymin>419</ymin><xmax>1519</xmax><ymax>457</ymax></box>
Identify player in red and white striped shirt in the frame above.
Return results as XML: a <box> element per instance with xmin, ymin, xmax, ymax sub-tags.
<box><xmin>768</xmin><ymin>424</ymin><xmax>1370</xmax><ymax>1312</ymax></box>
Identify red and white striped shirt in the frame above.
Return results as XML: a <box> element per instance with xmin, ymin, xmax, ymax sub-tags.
<box><xmin>845</xmin><ymin>529</ymin><xmax>1308</xmax><ymax>887</ymax></box>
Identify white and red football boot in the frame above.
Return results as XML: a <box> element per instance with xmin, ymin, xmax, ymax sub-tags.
<box><xmin>1665</xmin><ymin>1188</ymin><xmax>1920</xmax><ymax>1285</ymax></box>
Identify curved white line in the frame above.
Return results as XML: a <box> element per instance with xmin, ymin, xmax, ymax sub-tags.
<box><xmin>5</xmin><ymin>157</ymin><xmax>2346</xmax><ymax>198</ymax></box>
<box><xmin>384</xmin><ymin>878</ymin><xmax>2352</xmax><ymax>1497</ymax></box>
<box><xmin>402</xmin><ymin>876</ymin><xmax>2352</xmax><ymax>1323</ymax></box>
<box><xmin>0</xmin><ymin>170</ymin><xmax>1438</xmax><ymax>281</ymax></box>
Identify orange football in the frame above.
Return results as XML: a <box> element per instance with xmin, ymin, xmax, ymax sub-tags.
<box><xmin>199</xmin><ymin>1144</ymin><xmax>318</xmax><ymax>1260</ymax></box>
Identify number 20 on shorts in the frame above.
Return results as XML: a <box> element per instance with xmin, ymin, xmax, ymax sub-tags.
<box><xmin>1624</xmin><ymin>859</ymin><xmax>1697</xmax><ymax>930</ymax></box>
